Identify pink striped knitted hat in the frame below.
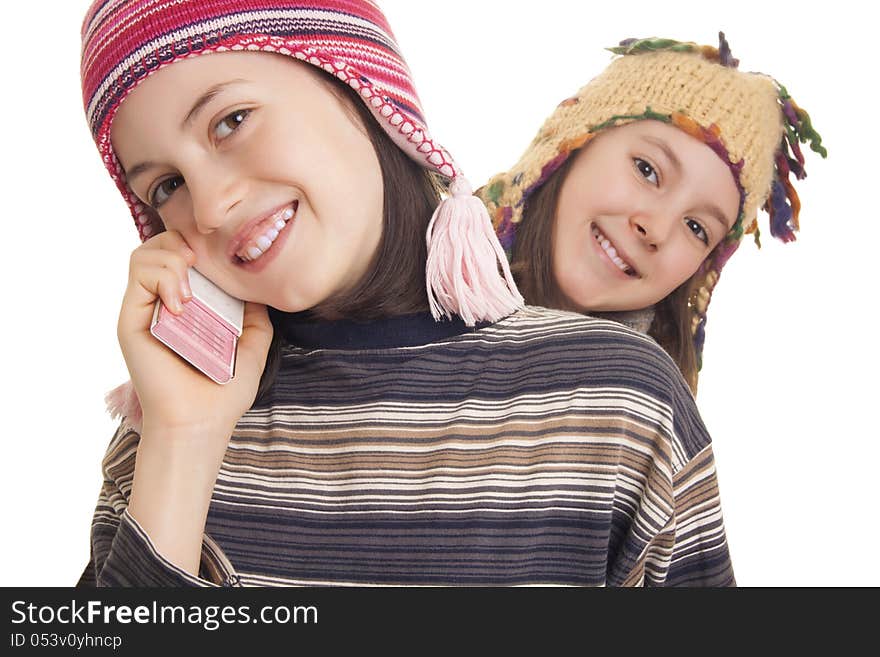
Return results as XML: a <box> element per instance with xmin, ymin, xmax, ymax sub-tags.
<box><xmin>81</xmin><ymin>0</ymin><xmax>522</xmax><ymax>326</ymax></box>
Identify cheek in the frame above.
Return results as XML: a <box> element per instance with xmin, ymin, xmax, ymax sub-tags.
<box><xmin>656</xmin><ymin>246</ymin><xmax>705</xmax><ymax>296</ymax></box>
<box><xmin>601</xmin><ymin>172</ymin><xmax>643</xmax><ymax>210</ymax></box>
<box><xmin>253</xmin><ymin>119</ymin><xmax>316</xmax><ymax>177</ymax></box>
<box><xmin>550</xmin><ymin>220</ymin><xmax>595</xmax><ymax>306</ymax></box>
<box><xmin>551</xmin><ymin>204</ymin><xmax>586</xmax><ymax>278</ymax></box>
<box><xmin>552</xmin><ymin>250</ymin><xmax>579</xmax><ymax>301</ymax></box>
<box><xmin>249</xmin><ymin>126</ymin><xmax>382</xmax><ymax>249</ymax></box>
<box><xmin>567</xmin><ymin>166</ymin><xmax>641</xmax><ymax>219</ymax></box>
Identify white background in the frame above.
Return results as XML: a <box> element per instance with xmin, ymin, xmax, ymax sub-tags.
<box><xmin>1</xmin><ymin>1</ymin><xmax>875</xmax><ymax>586</ymax></box>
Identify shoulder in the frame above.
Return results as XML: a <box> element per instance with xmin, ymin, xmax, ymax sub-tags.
<box><xmin>513</xmin><ymin>304</ymin><xmax>668</xmax><ymax>352</ymax></box>
<box><xmin>494</xmin><ymin>305</ymin><xmax>658</xmax><ymax>343</ymax></box>
<box><xmin>486</xmin><ymin>306</ymin><xmax>682</xmax><ymax>388</ymax></box>
<box><xmin>492</xmin><ymin>307</ymin><xmax>711</xmax><ymax>464</ymax></box>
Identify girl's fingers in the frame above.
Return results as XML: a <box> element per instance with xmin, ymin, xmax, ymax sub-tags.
<box><xmin>129</xmin><ymin>248</ymin><xmax>193</xmax><ymax>296</ymax></box>
<box><xmin>124</xmin><ymin>231</ymin><xmax>196</xmax><ymax>312</ymax></box>
<box><xmin>118</xmin><ymin>263</ymin><xmax>194</xmax><ymax>337</ymax></box>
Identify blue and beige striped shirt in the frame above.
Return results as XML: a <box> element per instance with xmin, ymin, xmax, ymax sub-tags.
<box><xmin>78</xmin><ymin>307</ymin><xmax>735</xmax><ymax>587</ymax></box>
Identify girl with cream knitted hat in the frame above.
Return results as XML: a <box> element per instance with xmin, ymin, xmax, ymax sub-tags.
<box><xmin>481</xmin><ymin>34</ymin><xmax>825</xmax><ymax>392</ymax></box>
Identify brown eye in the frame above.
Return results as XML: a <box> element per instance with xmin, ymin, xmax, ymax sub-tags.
<box><xmin>685</xmin><ymin>217</ymin><xmax>709</xmax><ymax>245</ymax></box>
<box><xmin>634</xmin><ymin>158</ymin><xmax>658</xmax><ymax>185</ymax></box>
<box><xmin>213</xmin><ymin>109</ymin><xmax>250</xmax><ymax>139</ymax></box>
<box><xmin>150</xmin><ymin>175</ymin><xmax>184</xmax><ymax>208</ymax></box>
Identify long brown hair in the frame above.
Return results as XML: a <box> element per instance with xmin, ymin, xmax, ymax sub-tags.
<box><xmin>254</xmin><ymin>68</ymin><xmax>444</xmax><ymax>402</ymax></box>
<box><xmin>648</xmin><ymin>279</ymin><xmax>699</xmax><ymax>393</ymax></box>
<box><xmin>510</xmin><ymin>158</ymin><xmax>700</xmax><ymax>393</ymax></box>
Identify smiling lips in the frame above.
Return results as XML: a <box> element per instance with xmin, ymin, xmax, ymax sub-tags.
<box><xmin>591</xmin><ymin>224</ymin><xmax>638</xmax><ymax>277</ymax></box>
<box><xmin>235</xmin><ymin>201</ymin><xmax>298</xmax><ymax>262</ymax></box>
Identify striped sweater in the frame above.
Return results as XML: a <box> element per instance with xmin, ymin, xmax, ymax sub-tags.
<box><xmin>77</xmin><ymin>306</ymin><xmax>735</xmax><ymax>587</ymax></box>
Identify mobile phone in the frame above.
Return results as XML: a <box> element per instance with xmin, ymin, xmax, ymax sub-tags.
<box><xmin>149</xmin><ymin>268</ymin><xmax>244</xmax><ymax>384</ymax></box>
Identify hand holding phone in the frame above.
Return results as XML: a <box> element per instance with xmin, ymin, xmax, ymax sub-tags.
<box><xmin>116</xmin><ymin>230</ymin><xmax>273</xmax><ymax>436</ymax></box>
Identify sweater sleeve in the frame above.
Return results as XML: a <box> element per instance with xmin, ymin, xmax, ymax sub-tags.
<box><xmin>643</xmin><ymin>444</ymin><xmax>736</xmax><ymax>586</ymax></box>
<box><xmin>76</xmin><ymin>422</ymin><xmax>241</xmax><ymax>587</ymax></box>
<box><xmin>642</xmin><ymin>368</ymin><xmax>736</xmax><ymax>587</ymax></box>
<box><xmin>604</xmin><ymin>342</ymin><xmax>736</xmax><ymax>587</ymax></box>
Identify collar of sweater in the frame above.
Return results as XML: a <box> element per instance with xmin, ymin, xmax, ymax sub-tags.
<box><xmin>268</xmin><ymin>308</ymin><xmax>491</xmax><ymax>350</ymax></box>
<box><xmin>590</xmin><ymin>306</ymin><xmax>655</xmax><ymax>334</ymax></box>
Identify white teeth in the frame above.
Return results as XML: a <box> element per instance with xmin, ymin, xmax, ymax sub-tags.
<box><xmin>238</xmin><ymin>204</ymin><xmax>297</xmax><ymax>262</ymax></box>
<box><xmin>592</xmin><ymin>226</ymin><xmax>635</xmax><ymax>276</ymax></box>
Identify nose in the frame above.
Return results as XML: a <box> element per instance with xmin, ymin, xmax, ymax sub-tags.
<box><xmin>629</xmin><ymin>209</ymin><xmax>676</xmax><ymax>251</ymax></box>
<box><xmin>187</xmin><ymin>161</ymin><xmax>245</xmax><ymax>235</ymax></box>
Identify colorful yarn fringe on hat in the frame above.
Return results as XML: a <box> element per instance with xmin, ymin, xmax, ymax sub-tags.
<box><xmin>480</xmin><ymin>32</ymin><xmax>825</xmax><ymax>372</ymax></box>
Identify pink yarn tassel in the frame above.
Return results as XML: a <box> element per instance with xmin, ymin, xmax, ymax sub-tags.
<box><xmin>425</xmin><ymin>177</ymin><xmax>524</xmax><ymax>325</ymax></box>
<box><xmin>105</xmin><ymin>379</ymin><xmax>143</xmax><ymax>433</ymax></box>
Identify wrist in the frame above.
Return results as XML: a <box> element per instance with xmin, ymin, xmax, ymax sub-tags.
<box><xmin>140</xmin><ymin>417</ymin><xmax>234</xmax><ymax>448</ymax></box>
<box><xmin>127</xmin><ymin>424</ymin><xmax>231</xmax><ymax>575</ymax></box>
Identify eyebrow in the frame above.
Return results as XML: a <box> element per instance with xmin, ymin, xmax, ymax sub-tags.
<box><xmin>641</xmin><ymin>135</ymin><xmax>734</xmax><ymax>230</ymax></box>
<box><xmin>703</xmin><ymin>203</ymin><xmax>734</xmax><ymax>231</ymax></box>
<box><xmin>181</xmin><ymin>79</ymin><xmax>248</xmax><ymax>129</ymax></box>
<box><xmin>642</xmin><ymin>135</ymin><xmax>682</xmax><ymax>174</ymax></box>
<box><xmin>124</xmin><ymin>79</ymin><xmax>249</xmax><ymax>183</ymax></box>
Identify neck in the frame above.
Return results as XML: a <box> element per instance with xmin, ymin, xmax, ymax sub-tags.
<box><xmin>268</xmin><ymin>307</ymin><xmax>486</xmax><ymax>350</ymax></box>
<box><xmin>590</xmin><ymin>307</ymin><xmax>656</xmax><ymax>334</ymax></box>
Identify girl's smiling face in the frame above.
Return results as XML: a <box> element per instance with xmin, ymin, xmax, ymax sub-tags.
<box><xmin>110</xmin><ymin>51</ymin><xmax>384</xmax><ymax>312</ymax></box>
<box><xmin>551</xmin><ymin>120</ymin><xmax>740</xmax><ymax>312</ymax></box>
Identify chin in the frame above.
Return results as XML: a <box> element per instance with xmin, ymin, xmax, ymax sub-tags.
<box><xmin>573</xmin><ymin>297</ymin><xmax>640</xmax><ymax>313</ymax></box>
<box><xmin>597</xmin><ymin>298</ymin><xmax>649</xmax><ymax>311</ymax></box>
<box><xmin>272</xmin><ymin>298</ymin><xmax>314</xmax><ymax>313</ymax></box>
